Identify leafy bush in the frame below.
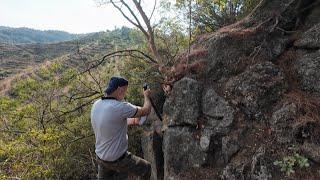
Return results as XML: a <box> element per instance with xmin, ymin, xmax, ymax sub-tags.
<box><xmin>274</xmin><ymin>153</ymin><xmax>310</xmax><ymax>176</ymax></box>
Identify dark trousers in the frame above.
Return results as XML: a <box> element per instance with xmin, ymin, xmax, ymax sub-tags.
<box><xmin>96</xmin><ymin>151</ymin><xmax>151</xmax><ymax>180</ymax></box>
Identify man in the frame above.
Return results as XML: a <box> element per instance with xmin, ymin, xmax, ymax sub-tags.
<box><xmin>91</xmin><ymin>76</ymin><xmax>152</xmax><ymax>180</ymax></box>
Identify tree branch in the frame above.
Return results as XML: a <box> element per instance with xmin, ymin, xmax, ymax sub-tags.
<box><xmin>79</xmin><ymin>49</ymin><xmax>157</xmax><ymax>77</ymax></box>
<box><xmin>110</xmin><ymin>0</ymin><xmax>149</xmax><ymax>37</ymax></box>
<box><xmin>149</xmin><ymin>0</ymin><xmax>157</xmax><ymax>21</ymax></box>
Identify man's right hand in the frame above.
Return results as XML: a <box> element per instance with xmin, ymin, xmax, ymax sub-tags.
<box><xmin>143</xmin><ymin>89</ymin><xmax>151</xmax><ymax>98</ymax></box>
<box><xmin>132</xmin><ymin>89</ymin><xmax>152</xmax><ymax>118</ymax></box>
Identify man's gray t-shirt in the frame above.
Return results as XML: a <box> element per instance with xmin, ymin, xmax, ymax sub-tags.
<box><xmin>91</xmin><ymin>98</ymin><xmax>137</xmax><ymax>161</ymax></box>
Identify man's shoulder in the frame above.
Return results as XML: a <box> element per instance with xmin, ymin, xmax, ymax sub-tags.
<box><xmin>92</xmin><ymin>98</ymin><xmax>135</xmax><ymax>109</ymax></box>
<box><xmin>121</xmin><ymin>101</ymin><xmax>137</xmax><ymax>107</ymax></box>
<box><xmin>93</xmin><ymin>99</ymin><xmax>102</xmax><ymax>106</ymax></box>
<box><xmin>122</xmin><ymin>101</ymin><xmax>134</xmax><ymax>105</ymax></box>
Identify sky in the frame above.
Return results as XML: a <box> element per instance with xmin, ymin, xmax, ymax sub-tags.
<box><xmin>0</xmin><ymin>0</ymin><xmax>135</xmax><ymax>34</ymax></box>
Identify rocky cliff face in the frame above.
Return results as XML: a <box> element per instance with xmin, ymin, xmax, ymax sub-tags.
<box><xmin>143</xmin><ymin>0</ymin><xmax>320</xmax><ymax>179</ymax></box>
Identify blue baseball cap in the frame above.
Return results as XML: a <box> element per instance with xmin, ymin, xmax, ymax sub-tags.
<box><xmin>105</xmin><ymin>76</ymin><xmax>129</xmax><ymax>95</ymax></box>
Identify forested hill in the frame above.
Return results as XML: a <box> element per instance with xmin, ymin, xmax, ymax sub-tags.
<box><xmin>0</xmin><ymin>26</ymin><xmax>77</xmax><ymax>43</ymax></box>
<box><xmin>0</xmin><ymin>24</ymin><xmax>150</xmax><ymax>178</ymax></box>
<box><xmin>1</xmin><ymin>0</ymin><xmax>319</xmax><ymax>179</ymax></box>
<box><xmin>0</xmin><ymin>27</ymin><xmax>137</xmax><ymax>80</ymax></box>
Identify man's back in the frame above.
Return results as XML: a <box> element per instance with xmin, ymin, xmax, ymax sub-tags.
<box><xmin>91</xmin><ymin>76</ymin><xmax>151</xmax><ymax>179</ymax></box>
<box><xmin>91</xmin><ymin>98</ymin><xmax>136</xmax><ymax>161</ymax></box>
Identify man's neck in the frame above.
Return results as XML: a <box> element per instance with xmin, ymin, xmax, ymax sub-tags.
<box><xmin>104</xmin><ymin>94</ymin><xmax>119</xmax><ymax>100</ymax></box>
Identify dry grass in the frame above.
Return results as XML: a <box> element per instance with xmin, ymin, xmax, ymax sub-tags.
<box><xmin>276</xmin><ymin>49</ymin><xmax>320</xmax><ymax>137</ymax></box>
<box><xmin>173</xmin><ymin>167</ymin><xmax>220</xmax><ymax>180</ymax></box>
<box><xmin>285</xmin><ymin>90</ymin><xmax>320</xmax><ymax>124</ymax></box>
<box><xmin>284</xmin><ymin>90</ymin><xmax>320</xmax><ymax>145</ymax></box>
<box><xmin>0</xmin><ymin>67</ymin><xmax>36</xmax><ymax>95</ymax></box>
<box><xmin>0</xmin><ymin>76</ymin><xmax>17</xmax><ymax>95</ymax></box>
<box><xmin>159</xmin><ymin>47</ymin><xmax>208</xmax><ymax>86</ymax></box>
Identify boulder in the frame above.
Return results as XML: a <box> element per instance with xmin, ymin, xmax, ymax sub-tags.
<box><xmin>295</xmin><ymin>50</ymin><xmax>320</xmax><ymax>94</ymax></box>
<box><xmin>159</xmin><ymin>1</ymin><xmax>320</xmax><ymax>179</ymax></box>
<box><xmin>202</xmin><ymin>88</ymin><xmax>235</xmax><ymax>134</ymax></box>
<box><xmin>270</xmin><ymin>102</ymin><xmax>298</xmax><ymax>143</ymax></box>
<box><xmin>192</xmin><ymin>0</ymin><xmax>297</xmax><ymax>83</ymax></box>
<box><xmin>141</xmin><ymin>132</ymin><xmax>163</xmax><ymax>180</ymax></box>
<box><xmin>141</xmin><ymin>109</ymin><xmax>164</xmax><ymax>180</ymax></box>
<box><xmin>163</xmin><ymin>77</ymin><xmax>202</xmax><ymax>126</ymax></box>
<box><xmin>294</xmin><ymin>23</ymin><xmax>320</xmax><ymax>49</ymax></box>
<box><xmin>163</xmin><ymin>127</ymin><xmax>207</xmax><ymax>180</ymax></box>
<box><xmin>221</xmin><ymin>147</ymin><xmax>271</xmax><ymax>180</ymax></box>
<box><xmin>195</xmin><ymin>31</ymin><xmax>289</xmax><ymax>83</ymax></box>
<box><xmin>221</xmin><ymin>136</ymin><xmax>240</xmax><ymax>164</ymax></box>
<box><xmin>199</xmin><ymin>130</ymin><xmax>212</xmax><ymax>152</ymax></box>
<box><xmin>250</xmin><ymin>147</ymin><xmax>271</xmax><ymax>180</ymax></box>
<box><xmin>221</xmin><ymin>164</ymin><xmax>246</xmax><ymax>180</ymax></box>
<box><xmin>225</xmin><ymin>61</ymin><xmax>287</xmax><ymax>120</ymax></box>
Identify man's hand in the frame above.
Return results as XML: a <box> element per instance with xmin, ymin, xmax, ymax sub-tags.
<box><xmin>131</xmin><ymin>88</ymin><xmax>152</xmax><ymax>118</ymax></box>
<box><xmin>143</xmin><ymin>89</ymin><xmax>151</xmax><ymax>98</ymax></box>
<box><xmin>127</xmin><ymin>118</ymin><xmax>140</xmax><ymax>125</ymax></box>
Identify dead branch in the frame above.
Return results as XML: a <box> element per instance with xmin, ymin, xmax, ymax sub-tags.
<box><xmin>98</xmin><ymin>0</ymin><xmax>161</xmax><ymax>62</ymax></box>
<box><xmin>78</xmin><ymin>49</ymin><xmax>157</xmax><ymax>78</ymax></box>
<box><xmin>88</xmin><ymin>69</ymin><xmax>103</xmax><ymax>93</ymax></box>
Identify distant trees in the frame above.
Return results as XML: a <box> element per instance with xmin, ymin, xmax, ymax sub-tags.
<box><xmin>94</xmin><ymin>0</ymin><xmax>261</xmax><ymax>82</ymax></box>
<box><xmin>0</xmin><ymin>2</ymin><xmax>165</xmax><ymax>177</ymax></box>
<box><xmin>0</xmin><ymin>28</ymin><xmax>151</xmax><ymax>178</ymax></box>
<box><xmin>0</xmin><ymin>59</ymin><xmax>98</xmax><ymax>179</ymax></box>
<box><xmin>0</xmin><ymin>26</ymin><xmax>77</xmax><ymax>44</ymax></box>
<box><xmin>174</xmin><ymin>0</ymin><xmax>261</xmax><ymax>33</ymax></box>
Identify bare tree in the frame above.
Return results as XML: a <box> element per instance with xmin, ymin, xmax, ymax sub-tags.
<box><xmin>97</xmin><ymin>0</ymin><xmax>162</xmax><ymax>63</ymax></box>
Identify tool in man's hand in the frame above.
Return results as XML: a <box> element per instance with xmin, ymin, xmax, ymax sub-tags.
<box><xmin>143</xmin><ymin>83</ymin><xmax>148</xmax><ymax>91</ymax></box>
<box><xmin>143</xmin><ymin>83</ymin><xmax>163</xmax><ymax>122</ymax></box>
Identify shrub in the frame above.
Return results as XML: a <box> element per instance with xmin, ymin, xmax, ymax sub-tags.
<box><xmin>274</xmin><ymin>153</ymin><xmax>310</xmax><ymax>176</ymax></box>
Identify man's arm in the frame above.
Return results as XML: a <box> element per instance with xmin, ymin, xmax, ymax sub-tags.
<box><xmin>126</xmin><ymin>88</ymin><xmax>151</xmax><ymax>125</ymax></box>
<box><xmin>127</xmin><ymin>117</ymin><xmax>140</xmax><ymax>125</ymax></box>
<box><xmin>131</xmin><ymin>89</ymin><xmax>152</xmax><ymax>118</ymax></box>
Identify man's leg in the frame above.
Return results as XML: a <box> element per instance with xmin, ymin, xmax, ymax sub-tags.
<box><xmin>117</xmin><ymin>152</ymin><xmax>151</xmax><ymax>180</ymax></box>
<box><xmin>97</xmin><ymin>157</ymin><xmax>129</xmax><ymax>180</ymax></box>
<box><xmin>97</xmin><ymin>164</ymin><xmax>117</xmax><ymax>179</ymax></box>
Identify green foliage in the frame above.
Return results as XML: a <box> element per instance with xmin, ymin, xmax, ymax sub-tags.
<box><xmin>0</xmin><ymin>27</ymin><xmax>142</xmax><ymax>81</ymax></box>
<box><xmin>0</xmin><ymin>3</ymin><xmax>191</xmax><ymax>179</ymax></box>
<box><xmin>156</xmin><ymin>18</ymin><xmax>189</xmax><ymax>64</ymax></box>
<box><xmin>274</xmin><ymin>153</ymin><xmax>310</xmax><ymax>176</ymax></box>
<box><xmin>128</xmin><ymin>126</ymin><xmax>144</xmax><ymax>156</ymax></box>
<box><xmin>0</xmin><ymin>26</ymin><xmax>157</xmax><ymax>178</ymax></box>
<box><xmin>0</xmin><ymin>53</ymin><xmax>102</xmax><ymax>178</ymax></box>
<box><xmin>173</xmin><ymin>0</ymin><xmax>260</xmax><ymax>33</ymax></box>
<box><xmin>100</xmin><ymin>27</ymin><xmax>140</xmax><ymax>48</ymax></box>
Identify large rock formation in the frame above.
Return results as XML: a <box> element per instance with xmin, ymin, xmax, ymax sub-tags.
<box><xmin>163</xmin><ymin>77</ymin><xmax>201</xmax><ymax>127</ymax></box>
<box><xmin>143</xmin><ymin>0</ymin><xmax>320</xmax><ymax>179</ymax></box>
<box><xmin>295</xmin><ymin>50</ymin><xmax>320</xmax><ymax>94</ymax></box>
<box><xmin>225</xmin><ymin>61</ymin><xmax>287</xmax><ymax>120</ymax></box>
<box><xmin>294</xmin><ymin>23</ymin><xmax>320</xmax><ymax>48</ymax></box>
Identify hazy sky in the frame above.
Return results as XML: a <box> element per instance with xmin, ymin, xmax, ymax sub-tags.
<box><xmin>0</xmin><ymin>0</ymin><xmax>134</xmax><ymax>34</ymax></box>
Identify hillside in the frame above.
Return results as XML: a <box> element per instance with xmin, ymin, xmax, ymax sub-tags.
<box><xmin>0</xmin><ymin>24</ymin><xmax>149</xmax><ymax>178</ymax></box>
<box><xmin>0</xmin><ymin>26</ymin><xmax>78</xmax><ymax>44</ymax></box>
<box><xmin>0</xmin><ymin>41</ymin><xmax>78</xmax><ymax>80</ymax></box>
<box><xmin>0</xmin><ymin>26</ymin><xmax>140</xmax><ymax>97</ymax></box>
<box><xmin>2</xmin><ymin>1</ymin><xmax>319</xmax><ymax>179</ymax></box>
<box><xmin>0</xmin><ymin>27</ymin><xmax>136</xmax><ymax>80</ymax></box>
